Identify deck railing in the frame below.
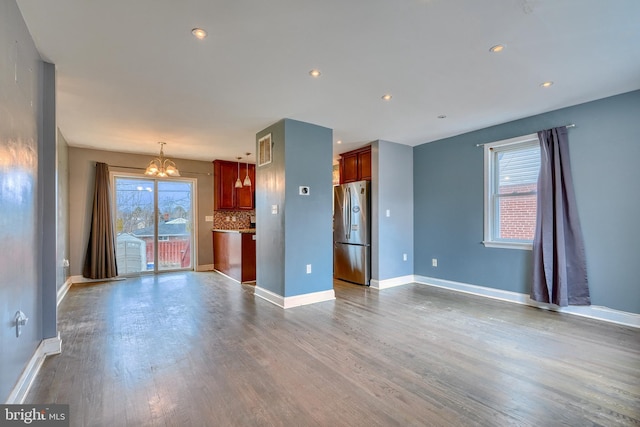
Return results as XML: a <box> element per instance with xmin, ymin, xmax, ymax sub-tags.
<box><xmin>146</xmin><ymin>240</ymin><xmax>191</xmax><ymax>268</ymax></box>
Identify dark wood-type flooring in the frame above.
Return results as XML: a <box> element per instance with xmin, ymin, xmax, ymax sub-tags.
<box><xmin>27</xmin><ymin>272</ymin><xmax>640</xmax><ymax>426</ymax></box>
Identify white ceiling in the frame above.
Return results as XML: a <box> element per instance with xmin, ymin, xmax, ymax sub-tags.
<box><xmin>16</xmin><ymin>0</ymin><xmax>640</xmax><ymax>162</ymax></box>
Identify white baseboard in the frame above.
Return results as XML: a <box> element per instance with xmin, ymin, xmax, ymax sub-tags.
<box><xmin>412</xmin><ymin>275</ymin><xmax>640</xmax><ymax>329</ymax></box>
<box><xmin>413</xmin><ymin>275</ymin><xmax>526</xmax><ymax>303</ymax></box>
<box><xmin>370</xmin><ymin>275</ymin><xmax>415</xmax><ymax>290</ymax></box>
<box><xmin>70</xmin><ymin>274</ymin><xmax>126</xmax><ymax>284</ymax></box>
<box><xmin>254</xmin><ymin>286</ymin><xmax>335</xmax><ymax>309</ymax></box>
<box><xmin>70</xmin><ymin>275</ymin><xmax>127</xmax><ymax>284</ymax></box>
<box><xmin>57</xmin><ymin>278</ymin><xmax>72</xmax><ymax>306</ymax></box>
<box><xmin>5</xmin><ymin>333</ymin><xmax>62</xmax><ymax>404</ymax></box>
<box><xmin>196</xmin><ymin>264</ymin><xmax>214</xmax><ymax>272</ymax></box>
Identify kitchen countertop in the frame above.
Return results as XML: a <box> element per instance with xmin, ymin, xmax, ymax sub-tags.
<box><xmin>212</xmin><ymin>228</ymin><xmax>256</xmax><ymax>234</ymax></box>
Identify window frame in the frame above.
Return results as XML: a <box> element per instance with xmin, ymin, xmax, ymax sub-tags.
<box><xmin>483</xmin><ymin>133</ymin><xmax>539</xmax><ymax>250</ymax></box>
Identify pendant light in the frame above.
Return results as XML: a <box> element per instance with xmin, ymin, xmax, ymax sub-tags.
<box><xmin>235</xmin><ymin>157</ymin><xmax>243</xmax><ymax>188</ymax></box>
<box><xmin>243</xmin><ymin>152</ymin><xmax>252</xmax><ymax>187</ymax></box>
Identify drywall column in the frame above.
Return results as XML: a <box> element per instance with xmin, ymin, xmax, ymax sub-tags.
<box><xmin>56</xmin><ymin>130</ymin><xmax>70</xmax><ymax>293</ymax></box>
<box><xmin>370</xmin><ymin>140</ymin><xmax>414</xmax><ymax>287</ymax></box>
<box><xmin>39</xmin><ymin>61</ymin><xmax>58</xmax><ymax>339</ymax></box>
<box><xmin>255</xmin><ymin>119</ymin><xmax>334</xmax><ymax>307</ymax></box>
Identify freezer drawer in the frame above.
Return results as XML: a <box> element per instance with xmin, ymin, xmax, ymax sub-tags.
<box><xmin>334</xmin><ymin>242</ymin><xmax>370</xmax><ymax>286</ymax></box>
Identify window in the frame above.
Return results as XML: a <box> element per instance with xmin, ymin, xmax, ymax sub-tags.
<box><xmin>483</xmin><ymin>133</ymin><xmax>540</xmax><ymax>250</ymax></box>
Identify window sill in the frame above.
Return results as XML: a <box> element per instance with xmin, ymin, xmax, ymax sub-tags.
<box><xmin>482</xmin><ymin>241</ymin><xmax>533</xmax><ymax>250</ymax></box>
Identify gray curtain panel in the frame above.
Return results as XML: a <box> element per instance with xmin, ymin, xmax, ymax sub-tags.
<box><xmin>82</xmin><ymin>162</ymin><xmax>118</xmax><ymax>279</ymax></box>
<box><xmin>531</xmin><ymin>127</ymin><xmax>590</xmax><ymax>306</ymax></box>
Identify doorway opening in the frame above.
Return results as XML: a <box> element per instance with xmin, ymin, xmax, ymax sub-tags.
<box><xmin>112</xmin><ymin>174</ymin><xmax>196</xmax><ymax>275</ymax></box>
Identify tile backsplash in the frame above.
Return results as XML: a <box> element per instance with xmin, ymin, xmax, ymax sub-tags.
<box><xmin>213</xmin><ymin>210</ymin><xmax>255</xmax><ymax>229</ymax></box>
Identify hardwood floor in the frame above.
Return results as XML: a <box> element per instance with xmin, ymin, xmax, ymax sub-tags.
<box><xmin>27</xmin><ymin>272</ymin><xmax>640</xmax><ymax>426</ymax></box>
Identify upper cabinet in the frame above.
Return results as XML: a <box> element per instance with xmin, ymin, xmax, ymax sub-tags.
<box><xmin>213</xmin><ymin>160</ymin><xmax>255</xmax><ymax>210</ymax></box>
<box><xmin>339</xmin><ymin>145</ymin><xmax>371</xmax><ymax>183</ymax></box>
<box><xmin>236</xmin><ymin>163</ymin><xmax>255</xmax><ymax>210</ymax></box>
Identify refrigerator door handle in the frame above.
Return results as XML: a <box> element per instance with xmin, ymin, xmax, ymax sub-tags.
<box><xmin>346</xmin><ymin>186</ymin><xmax>352</xmax><ymax>240</ymax></box>
<box><xmin>340</xmin><ymin>190</ymin><xmax>347</xmax><ymax>240</ymax></box>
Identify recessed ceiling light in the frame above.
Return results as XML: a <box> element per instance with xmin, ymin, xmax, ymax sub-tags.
<box><xmin>309</xmin><ymin>69</ymin><xmax>321</xmax><ymax>78</ymax></box>
<box><xmin>540</xmin><ymin>81</ymin><xmax>554</xmax><ymax>88</ymax></box>
<box><xmin>489</xmin><ymin>44</ymin><xmax>505</xmax><ymax>53</ymax></box>
<box><xmin>437</xmin><ymin>115</ymin><xmax>447</xmax><ymax>119</ymax></box>
<box><xmin>191</xmin><ymin>28</ymin><xmax>207</xmax><ymax>40</ymax></box>
<box><xmin>336</xmin><ymin>140</ymin><xmax>342</xmax><ymax>144</ymax></box>
<box><xmin>381</xmin><ymin>94</ymin><xmax>392</xmax><ymax>101</ymax></box>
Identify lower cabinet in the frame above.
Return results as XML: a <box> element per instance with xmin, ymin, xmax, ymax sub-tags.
<box><xmin>213</xmin><ymin>231</ymin><xmax>256</xmax><ymax>283</ymax></box>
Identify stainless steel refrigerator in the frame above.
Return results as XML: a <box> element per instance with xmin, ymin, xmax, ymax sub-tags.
<box><xmin>333</xmin><ymin>180</ymin><xmax>371</xmax><ymax>285</ymax></box>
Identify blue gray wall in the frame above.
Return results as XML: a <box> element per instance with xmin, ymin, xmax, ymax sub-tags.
<box><xmin>0</xmin><ymin>0</ymin><xmax>57</xmax><ymax>401</ymax></box>
<box><xmin>256</xmin><ymin>119</ymin><xmax>333</xmax><ymax>297</ymax></box>
<box><xmin>414</xmin><ymin>90</ymin><xmax>640</xmax><ymax>314</ymax></box>
<box><xmin>56</xmin><ymin>130</ymin><xmax>70</xmax><ymax>292</ymax></box>
<box><xmin>371</xmin><ymin>140</ymin><xmax>414</xmax><ymax>281</ymax></box>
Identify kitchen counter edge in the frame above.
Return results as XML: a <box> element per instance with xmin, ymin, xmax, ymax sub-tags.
<box><xmin>212</xmin><ymin>229</ymin><xmax>256</xmax><ymax>234</ymax></box>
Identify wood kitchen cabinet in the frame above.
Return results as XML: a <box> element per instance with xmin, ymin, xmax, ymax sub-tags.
<box><xmin>213</xmin><ymin>230</ymin><xmax>256</xmax><ymax>283</ymax></box>
<box><xmin>236</xmin><ymin>163</ymin><xmax>255</xmax><ymax>210</ymax></box>
<box><xmin>213</xmin><ymin>160</ymin><xmax>255</xmax><ymax>210</ymax></box>
<box><xmin>339</xmin><ymin>145</ymin><xmax>371</xmax><ymax>183</ymax></box>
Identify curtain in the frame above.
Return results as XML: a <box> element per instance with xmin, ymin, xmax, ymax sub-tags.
<box><xmin>82</xmin><ymin>162</ymin><xmax>118</xmax><ymax>279</ymax></box>
<box><xmin>531</xmin><ymin>127</ymin><xmax>590</xmax><ymax>306</ymax></box>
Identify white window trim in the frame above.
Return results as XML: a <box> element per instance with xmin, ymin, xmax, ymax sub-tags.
<box><xmin>482</xmin><ymin>133</ymin><xmax>538</xmax><ymax>250</ymax></box>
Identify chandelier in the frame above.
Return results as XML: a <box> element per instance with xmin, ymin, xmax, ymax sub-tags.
<box><xmin>144</xmin><ymin>142</ymin><xmax>180</xmax><ymax>177</ymax></box>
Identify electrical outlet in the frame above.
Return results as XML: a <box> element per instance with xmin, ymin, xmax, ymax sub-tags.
<box><xmin>231</xmin><ymin>216</ymin><xmax>236</xmax><ymax>222</ymax></box>
<box><xmin>403</xmin><ymin>253</ymin><xmax>407</xmax><ymax>261</ymax></box>
<box><xmin>306</xmin><ymin>264</ymin><xmax>312</xmax><ymax>274</ymax></box>
<box><xmin>432</xmin><ymin>258</ymin><xmax>438</xmax><ymax>267</ymax></box>
<box><xmin>205</xmin><ymin>215</ymin><xmax>213</xmax><ymax>222</ymax></box>
<box><xmin>386</xmin><ymin>209</ymin><xmax>391</xmax><ymax>217</ymax></box>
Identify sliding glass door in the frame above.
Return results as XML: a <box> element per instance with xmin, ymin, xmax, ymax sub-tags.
<box><xmin>156</xmin><ymin>180</ymin><xmax>193</xmax><ymax>271</ymax></box>
<box><xmin>113</xmin><ymin>175</ymin><xmax>194</xmax><ymax>275</ymax></box>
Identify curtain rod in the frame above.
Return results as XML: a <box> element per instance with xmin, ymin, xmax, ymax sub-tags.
<box><xmin>475</xmin><ymin>124</ymin><xmax>575</xmax><ymax>147</ymax></box>
<box><xmin>108</xmin><ymin>164</ymin><xmax>212</xmax><ymax>176</ymax></box>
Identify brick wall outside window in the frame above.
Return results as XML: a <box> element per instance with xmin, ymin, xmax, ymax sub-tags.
<box><xmin>498</xmin><ymin>183</ymin><xmax>537</xmax><ymax>240</ymax></box>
